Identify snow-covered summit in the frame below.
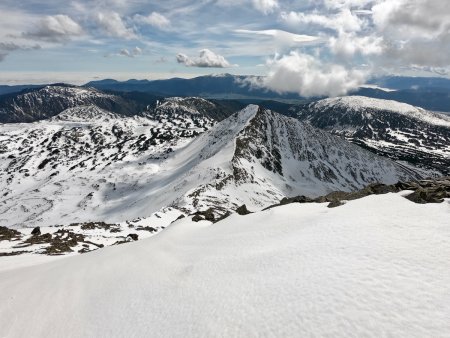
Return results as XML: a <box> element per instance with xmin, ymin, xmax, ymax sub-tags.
<box><xmin>156</xmin><ymin>97</ymin><xmax>216</xmax><ymax>115</ymax></box>
<box><xmin>314</xmin><ymin>96</ymin><xmax>450</xmax><ymax>127</ymax></box>
<box><xmin>295</xmin><ymin>96</ymin><xmax>450</xmax><ymax>175</ymax></box>
<box><xmin>0</xmin><ymin>85</ymin><xmax>130</xmax><ymax>123</ymax></box>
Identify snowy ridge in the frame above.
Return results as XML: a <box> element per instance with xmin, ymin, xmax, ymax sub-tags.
<box><xmin>157</xmin><ymin>97</ymin><xmax>215</xmax><ymax>113</ymax></box>
<box><xmin>0</xmin><ymin>104</ymin><xmax>419</xmax><ymax>229</ymax></box>
<box><xmin>315</xmin><ymin>96</ymin><xmax>450</xmax><ymax>127</ymax></box>
<box><xmin>0</xmin><ymin>102</ymin><xmax>216</xmax><ymax>228</ymax></box>
<box><xmin>179</xmin><ymin>106</ymin><xmax>420</xmax><ymax>212</ymax></box>
<box><xmin>295</xmin><ymin>96</ymin><xmax>450</xmax><ymax>175</ymax></box>
<box><xmin>0</xmin><ymin>85</ymin><xmax>131</xmax><ymax>123</ymax></box>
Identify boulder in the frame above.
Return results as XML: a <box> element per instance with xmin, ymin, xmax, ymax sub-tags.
<box><xmin>31</xmin><ymin>227</ymin><xmax>41</xmax><ymax>236</ymax></box>
<box><xmin>236</xmin><ymin>204</ymin><xmax>252</xmax><ymax>215</ymax></box>
<box><xmin>127</xmin><ymin>233</ymin><xmax>139</xmax><ymax>241</ymax></box>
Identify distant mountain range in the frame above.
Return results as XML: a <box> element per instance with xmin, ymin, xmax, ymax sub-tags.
<box><xmin>0</xmin><ymin>84</ymin><xmax>243</xmax><ymax>123</ymax></box>
<box><xmin>1</xmin><ymin>85</ymin><xmax>448</xmax><ymax>178</ymax></box>
<box><xmin>1</xmin><ymin>74</ymin><xmax>450</xmax><ymax>112</ymax></box>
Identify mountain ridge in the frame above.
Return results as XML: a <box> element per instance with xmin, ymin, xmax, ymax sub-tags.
<box><xmin>294</xmin><ymin>96</ymin><xmax>450</xmax><ymax>175</ymax></box>
<box><xmin>0</xmin><ymin>103</ymin><xmax>420</xmax><ymax>229</ymax></box>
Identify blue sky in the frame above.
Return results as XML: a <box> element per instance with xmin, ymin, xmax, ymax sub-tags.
<box><xmin>0</xmin><ymin>0</ymin><xmax>449</xmax><ymax>96</ymax></box>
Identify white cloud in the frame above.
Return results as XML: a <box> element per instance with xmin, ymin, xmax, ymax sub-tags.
<box><xmin>323</xmin><ymin>0</ymin><xmax>376</xmax><ymax>10</ymax></box>
<box><xmin>372</xmin><ymin>0</ymin><xmax>450</xmax><ymax>39</ymax></box>
<box><xmin>234</xmin><ymin>29</ymin><xmax>320</xmax><ymax>53</ymax></box>
<box><xmin>281</xmin><ymin>8</ymin><xmax>363</xmax><ymax>33</ymax></box>
<box><xmin>134</xmin><ymin>12</ymin><xmax>170</xmax><ymax>30</ymax></box>
<box><xmin>176</xmin><ymin>49</ymin><xmax>233</xmax><ymax>68</ymax></box>
<box><xmin>329</xmin><ymin>32</ymin><xmax>384</xmax><ymax>57</ymax></box>
<box><xmin>252</xmin><ymin>0</ymin><xmax>279</xmax><ymax>14</ymax></box>
<box><xmin>95</xmin><ymin>12</ymin><xmax>136</xmax><ymax>39</ymax></box>
<box><xmin>119</xmin><ymin>49</ymin><xmax>131</xmax><ymax>57</ymax></box>
<box><xmin>250</xmin><ymin>51</ymin><xmax>367</xmax><ymax>97</ymax></box>
<box><xmin>235</xmin><ymin>29</ymin><xmax>319</xmax><ymax>43</ymax></box>
<box><xmin>371</xmin><ymin>0</ymin><xmax>450</xmax><ymax>67</ymax></box>
<box><xmin>132</xmin><ymin>46</ymin><xmax>142</xmax><ymax>55</ymax></box>
<box><xmin>24</xmin><ymin>14</ymin><xmax>83</xmax><ymax>42</ymax></box>
<box><xmin>117</xmin><ymin>46</ymin><xmax>142</xmax><ymax>57</ymax></box>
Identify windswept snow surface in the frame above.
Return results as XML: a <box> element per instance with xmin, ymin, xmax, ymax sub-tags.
<box><xmin>1</xmin><ymin>192</ymin><xmax>449</xmax><ymax>337</ymax></box>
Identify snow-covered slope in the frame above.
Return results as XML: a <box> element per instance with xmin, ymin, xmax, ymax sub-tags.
<box><xmin>184</xmin><ymin>106</ymin><xmax>420</xmax><ymax>212</ymax></box>
<box><xmin>0</xmin><ymin>104</ymin><xmax>215</xmax><ymax>228</ymax></box>
<box><xmin>294</xmin><ymin>96</ymin><xmax>450</xmax><ymax>175</ymax></box>
<box><xmin>0</xmin><ymin>85</ymin><xmax>139</xmax><ymax>123</ymax></box>
<box><xmin>0</xmin><ymin>105</ymin><xmax>419</xmax><ymax>229</ymax></box>
<box><xmin>1</xmin><ymin>192</ymin><xmax>449</xmax><ymax>337</ymax></box>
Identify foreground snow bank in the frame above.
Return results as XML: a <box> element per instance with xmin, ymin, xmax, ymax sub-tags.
<box><xmin>1</xmin><ymin>193</ymin><xmax>449</xmax><ymax>337</ymax></box>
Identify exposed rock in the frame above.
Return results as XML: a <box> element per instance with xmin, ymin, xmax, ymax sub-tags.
<box><xmin>127</xmin><ymin>233</ymin><xmax>139</xmax><ymax>241</ymax></box>
<box><xmin>327</xmin><ymin>200</ymin><xmax>345</xmax><ymax>208</ymax></box>
<box><xmin>268</xmin><ymin>176</ymin><xmax>450</xmax><ymax>209</ymax></box>
<box><xmin>31</xmin><ymin>227</ymin><xmax>41</xmax><ymax>236</ymax></box>
<box><xmin>192</xmin><ymin>215</ymin><xmax>203</xmax><ymax>222</ymax></box>
<box><xmin>405</xmin><ymin>187</ymin><xmax>450</xmax><ymax>204</ymax></box>
<box><xmin>280</xmin><ymin>196</ymin><xmax>315</xmax><ymax>205</ymax></box>
<box><xmin>236</xmin><ymin>204</ymin><xmax>252</xmax><ymax>215</ymax></box>
<box><xmin>0</xmin><ymin>250</ymin><xmax>31</xmax><ymax>256</ymax></box>
<box><xmin>79</xmin><ymin>222</ymin><xmax>121</xmax><ymax>233</ymax></box>
<box><xmin>136</xmin><ymin>226</ymin><xmax>157</xmax><ymax>233</ymax></box>
<box><xmin>192</xmin><ymin>209</ymin><xmax>215</xmax><ymax>222</ymax></box>
<box><xmin>0</xmin><ymin>226</ymin><xmax>22</xmax><ymax>241</ymax></box>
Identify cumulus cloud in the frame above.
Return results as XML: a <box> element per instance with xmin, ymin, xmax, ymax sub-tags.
<box><xmin>250</xmin><ymin>51</ymin><xmax>367</xmax><ymax>97</ymax></box>
<box><xmin>118</xmin><ymin>46</ymin><xmax>142</xmax><ymax>57</ymax></box>
<box><xmin>371</xmin><ymin>0</ymin><xmax>450</xmax><ymax>67</ymax></box>
<box><xmin>276</xmin><ymin>0</ymin><xmax>450</xmax><ymax>77</ymax></box>
<box><xmin>134</xmin><ymin>12</ymin><xmax>170</xmax><ymax>30</ymax></box>
<box><xmin>24</xmin><ymin>15</ymin><xmax>83</xmax><ymax>42</ymax></box>
<box><xmin>329</xmin><ymin>32</ymin><xmax>384</xmax><ymax>57</ymax></box>
<box><xmin>96</xmin><ymin>12</ymin><xmax>136</xmax><ymax>39</ymax></box>
<box><xmin>176</xmin><ymin>49</ymin><xmax>233</xmax><ymax>68</ymax></box>
<box><xmin>252</xmin><ymin>0</ymin><xmax>279</xmax><ymax>14</ymax></box>
<box><xmin>372</xmin><ymin>0</ymin><xmax>449</xmax><ymax>36</ymax></box>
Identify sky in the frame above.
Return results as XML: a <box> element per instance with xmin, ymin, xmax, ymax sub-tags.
<box><xmin>0</xmin><ymin>0</ymin><xmax>449</xmax><ymax>96</ymax></box>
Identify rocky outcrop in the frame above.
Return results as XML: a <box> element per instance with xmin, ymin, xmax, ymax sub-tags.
<box><xmin>268</xmin><ymin>177</ymin><xmax>450</xmax><ymax>209</ymax></box>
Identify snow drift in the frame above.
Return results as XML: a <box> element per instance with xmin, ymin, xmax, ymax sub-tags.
<box><xmin>1</xmin><ymin>192</ymin><xmax>449</xmax><ymax>337</ymax></box>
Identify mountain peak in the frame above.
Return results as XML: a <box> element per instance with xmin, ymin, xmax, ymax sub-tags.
<box><xmin>314</xmin><ymin>96</ymin><xmax>450</xmax><ymax>127</ymax></box>
<box><xmin>295</xmin><ymin>96</ymin><xmax>450</xmax><ymax>175</ymax></box>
